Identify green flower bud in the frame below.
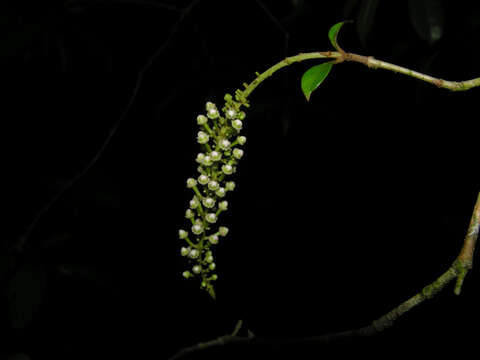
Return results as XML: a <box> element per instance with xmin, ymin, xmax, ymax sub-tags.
<box><xmin>226</xmin><ymin>109</ymin><xmax>236</xmax><ymax>119</ymax></box>
<box><xmin>209</xmin><ymin>263</ymin><xmax>216</xmax><ymax>271</ymax></box>
<box><xmin>211</xmin><ymin>274</ymin><xmax>218</xmax><ymax>281</ymax></box>
<box><xmin>191</xmin><ymin>223</ymin><xmax>204</xmax><ymax>235</ymax></box>
<box><xmin>206</xmin><ymin>255</ymin><xmax>214</xmax><ymax>263</ymax></box>
<box><xmin>232</xmin><ymin>119</ymin><xmax>243</xmax><ymax>131</ymax></box>
<box><xmin>208</xmin><ymin>180</ymin><xmax>219</xmax><ymax>191</ymax></box>
<box><xmin>198</xmin><ymin>174</ymin><xmax>209</xmax><ymax>185</ymax></box>
<box><xmin>219</xmin><ymin>139</ymin><xmax>231</xmax><ymax>150</ymax></box>
<box><xmin>197</xmin><ymin>131</ymin><xmax>209</xmax><ymax>144</ymax></box>
<box><xmin>192</xmin><ymin>265</ymin><xmax>202</xmax><ymax>274</ymax></box>
<box><xmin>197</xmin><ymin>115</ymin><xmax>208</xmax><ymax>125</ymax></box>
<box><xmin>188</xmin><ymin>248</ymin><xmax>200</xmax><ymax>259</ymax></box>
<box><xmin>206</xmin><ymin>213</ymin><xmax>217</xmax><ymax>224</ymax></box>
<box><xmin>218</xmin><ymin>226</ymin><xmax>229</xmax><ymax>237</ymax></box>
<box><xmin>202</xmin><ymin>197</ymin><xmax>215</xmax><ymax>208</ymax></box>
<box><xmin>210</xmin><ymin>151</ymin><xmax>222</xmax><ymax>161</ymax></box>
<box><xmin>183</xmin><ymin>271</ymin><xmax>192</xmax><ymax>278</ymax></box>
<box><xmin>216</xmin><ymin>187</ymin><xmax>226</xmax><ymax>197</ymax></box>
<box><xmin>196</xmin><ymin>153</ymin><xmax>205</xmax><ymax>163</ymax></box>
<box><xmin>237</xmin><ymin>136</ymin><xmax>247</xmax><ymax>145</ymax></box>
<box><xmin>208</xmin><ymin>234</ymin><xmax>219</xmax><ymax>244</ymax></box>
<box><xmin>219</xmin><ymin>200</ymin><xmax>228</xmax><ymax>211</ymax></box>
<box><xmin>232</xmin><ymin>148</ymin><xmax>244</xmax><ymax>159</ymax></box>
<box><xmin>225</xmin><ymin>181</ymin><xmax>235</xmax><ymax>191</ymax></box>
<box><xmin>222</xmin><ymin>164</ymin><xmax>234</xmax><ymax>175</ymax></box>
<box><xmin>185</xmin><ymin>209</ymin><xmax>194</xmax><ymax>218</ymax></box>
<box><xmin>181</xmin><ymin>247</ymin><xmax>190</xmax><ymax>256</ymax></box>
<box><xmin>186</xmin><ymin>178</ymin><xmax>197</xmax><ymax>188</ymax></box>
<box><xmin>178</xmin><ymin>229</ymin><xmax>188</xmax><ymax>239</ymax></box>
<box><xmin>189</xmin><ymin>197</ymin><xmax>199</xmax><ymax>209</ymax></box>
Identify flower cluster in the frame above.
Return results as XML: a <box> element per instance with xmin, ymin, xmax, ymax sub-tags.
<box><xmin>179</xmin><ymin>93</ymin><xmax>248</xmax><ymax>298</ymax></box>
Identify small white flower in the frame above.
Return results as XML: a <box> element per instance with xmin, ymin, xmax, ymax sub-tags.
<box><xmin>210</xmin><ymin>151</ymin><xmax>222</xmax><ymax>161</ymax></box>
<box><xmin>202</xmin><ymin>155</ymin><xmax>213</xmax><ymax>166</ymax></box>
<box><xmin>232</xmin><ymin>119</ymin><xmax>243</xmax><ymax>131</ymax></box>
<box><xmin>219</xmin><ymin>139</ymin><xmax>231</xmax><ymax>150</ymax></box>
<box><xmin>197</xmin><ymin>115</ymin><xmax>208</xmax><ymax>125</ymax></box>
<box><xmin>183</xmin><ymin>271</ymin><xmax>192</xmax><ymax>278</ymax></box>
<box><xmin>219</xmin><ymin>201</ymin><xmax>228</xmax><ymax>211</ymax></box>
<box><xmin>180</xmin><ymin>247</ymin><xmax>190</xmax><ymax>256</ymax></box>
<box><xmin>198</xmin><ymin>174</ymin><xmax>209</xmax><ymax>185</ymax></box>
<box><xmin>202</xmin><ymin>197</ymin><xmax>215</xmax><ymax>208</ymax></box>
<box><xmin>196</xmin><ymin>153</ymin><xmax>205</xmax><ymax>163</ymax></box>
<box><xmin>216</xmin><ymin>187</ymin><xmax>226</xmax><ymax>197</ymax></box>
<box><xmin>191</xmin><ymin>223</ymin><xmax>204</xmax><ymax>235</ymax></box>
<box><xmin>232</xmin><ymin>148</ymin><xmax>244</xmax><ymax>159</ymax></box>
<box><xmin>208</xmin><ymin>234</ymin><xmax>219</xmax><ymax>244</ymax></box>
<box><xmin>192</xmin><ymin>265</ymin><xmax>202</xmax><ymax>274</ymax></box>
<box><xmin>186</xmin><ymin>178</ymin><xmax>197</xmax><ymax>188</ymax></box>
<box><xmin>209</xmin><ymin>263</ymin><xmax>216</xmax><ymax>271</ymax></box>
<box><xmin>188</xmin><ymin>248</ymin><xmax>199</xmax><ymax>259</ymax></box>
<box><xmin>237</xmin><ymin>136</ymin><xmax>247</xmax><ymax>145</ymax></box>
<box><xmin>178</xmin><ymin>229</ymin><xmax>188</xmax><ymax>239</ymax></box>
<box><xmin>222</xmin><ymin>164</ymin><xmax>233</xmax><ymax>175</ymax></box>
<box><xmin>207</xmin><ymin>108</ymin><xmax>219</xmax><ymax>119</ymax></box>
<box><xmin>208</xmin><ymin>180</ymin><xmax>219</xmax><ymax>191</ymax></box>
<box><xmin>189</xmin><ymin>197</ymin><xmax>199</xmax><ymax>209</ymax></box>
<box><xmin>225</xmin><ymin>181</ymin><xmax>235</xmax><ymax>191</ymax></box>
<box><xmin>206</xmin><ymin>213</ymin><xmax>217</xmax><ymax>223</ymax></box>
<box><xmin>226</xmin><ymin>109</ymin><xmax>236</xmax><ymax>119</ymax></box>
<box><xmin>218</xmin><ymin>226</ymin><xmax>229</xmax><ymax>236</ymax></box>
<box><xmin>185</xmin><ymin>209</ymin><xmax>194</xmax><ymax>218</ymax></box>
<box><xmin>197</xmin><ymin>131</ymin><xmax>209</xmax><ymax>144</ymax></box>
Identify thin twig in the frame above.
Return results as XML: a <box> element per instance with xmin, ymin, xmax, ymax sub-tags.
<box><xmin>169</xmin><ymin>192</ymin><xmax>480</xmax><ymax>359</ymax></box>
<box><xmin>15</xmin><ymin>0</ymin><xmax>201</xmax><ymax>253</ymax></box>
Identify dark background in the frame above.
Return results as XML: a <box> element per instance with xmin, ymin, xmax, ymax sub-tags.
<box><xmin>2</xmin><ymin>0</ymin><xmax>480</xmax><ymax>359</ymax></box>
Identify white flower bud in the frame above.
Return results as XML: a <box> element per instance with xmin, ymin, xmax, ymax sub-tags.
<box><xmin>222</xmin><ymin>164</ymin><xmax>233</xmax><ymax>175</ymax></box>
<box><xmin>192</xmin><ymin>265</ymin><xmax>202</xmax><ymax>274</ymax></box>
<box><xmin>209</xmin><ymin>263</ymin><xmax>216</xmax><ymax>271</ymax></box>
<box><xmin>210</xmin><ymin>151</ymin><xmax>222</xmax><ymax>161</ymax></box>
<box><xmin>183</xmin><ymin>271</ymin><xmax>192</xmax><ymax>278</ymax></box>
<box><xmin>206</xmin><ymin>102</ymin><xmax>216</xmax><ymax>111</ymax></box>
<box><xmin>186</xmin><ymin>178</ymin><xmax>197</xmax><ymax>188</ymax></box>
<box><xmin>189</xmin><ymin>197</ymin><xmax>199</xmax><ymax>209</ymax></box>
<box><xmin>198</xmin><ymin>174</ymin><xmax>209</xmax><ymax>185</ymax></box>
<box><xmin>219</xmin><ymin>201</ymin><xmax>228</xmax><ymax>211</ymax></box>
<box><xmin>237</xmin><ymin>136</ymin><xmax>246</xmax><ymax>145</ymax></box>
<box><xmin>215</xmin><ymin>187</ymin><xmax>226</xmax><ymax>197</ymax></box>
<box><xmin>226</xmin><ymin>109</ymin><xmax>236</xmax><ymax>119</ymax></box>
<box><xmin>208</xmin><ymin>234</ymin><xmax>219</xmax><ymax>244</ymax></box>
<box><xmin>181</xmin><ymin>247</ymin><xmax>190</xmax><ymax>256</ymax></box>
<box><xmin>206</xmin><ymin>213</ymin><xmax>217</xmax><ymax>223</ymax></box>
<box><xmin>219</xmin><ymin>139</ymin><xmax>231</xmax><ymax>150</ymax></box>
<box><xmin>185</xmin><ymin>209</ymin><xmax>194</xmax><ymax>218</ymax></box>
<box><xmin>191</xmin><ymin>223</ymin><xmax>204</xmax><ymax>235</ymax></box>
<box><xmin>207</xmin><ymin>108</ymin><xmax>219</xmax><ymax>119</ymax></box>
<box><xmin>202</xmin><ymin>155</ymin><xmax>213</xmax><ymax>166</ymax></box>
<box><xmin>196</xmin><ymin>153</ymin><xmax>205</xmax><ymax>163</ymax></box>
<box><xmin>197</xmin><ymin>131</ymin><xmax>209</xmax><ymax>144</ymax></box>
<box><xmin>232</xmin><ymin>148</ymin><xmax>244</xmax><ymax>159</ymax></box>
<box><xmin>178</xmin><ymin>229</ymin><xmax>188</xmax><ymax>239</ymax></box>
<box><xmin>218</xmin><ymin>226</ymin><xmax>229</xmax><ymax>236</ymax></box>
<box><xmin>232</xmin><ymin>119</ymin><xmax>243</xmax><ymax>131</ymax></box>
<box><xmin>225</xmin><ymin>181</ymin><xmax>235</xmax><ymax>191</ymax></box>
<box><xmin>202</xmin><ymin>197</ymin><xmax>215</xmax><ymax>208</ymax></box>
<box><xmin>197</xmin><ymin>115</ymin><xmax>208</xmax><ymax>125</ymax></box>
<box><xmin>205</xmin><ymin>255</ymin><xmax>214</xmax><ymax>263</ymax></box>
<box><xmin>208</xmin><ymin>180</ymin><xmax>219</xmax><ymax>191</ymax></box>
<box><xmin>188</xmin><ymin>248</ymin><xmax>199</xmax><ymax>259</ymax></box>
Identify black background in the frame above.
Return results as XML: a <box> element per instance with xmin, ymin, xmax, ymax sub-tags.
<box><xmin>2</xmin><ymin>0</ymin><xmax>480</xmax><ymax>359</ymax></box>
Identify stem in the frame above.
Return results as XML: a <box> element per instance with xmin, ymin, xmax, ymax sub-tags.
<box><xmin>242</xmin><ymin>51</ymin><xmax>480</xmax><ymax>100</ymax></box>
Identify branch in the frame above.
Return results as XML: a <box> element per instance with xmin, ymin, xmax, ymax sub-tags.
<box><xmin>240</xmin><ymin>51</ymin><xmax>480</xmax><ymax>99</ymax></box>
<box><xmin>169</xmin><ymin>192</ymin><xmax>480</xmax><ymax>358</ymax></box>
<box><xmin>14</xmin><ymin>0</ymin><xmax>201</xmax><ymax>253</ymax></box>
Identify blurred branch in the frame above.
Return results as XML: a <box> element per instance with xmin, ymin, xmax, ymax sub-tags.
<box><xmin>169</xmin><ymin>192</ymin><xmax>480</xmax><ymax>358</ymax></box>
<box><xmin>14</xmin><ymin>0</ymin><xmax>201</xmax><ymax>253</ymax></box>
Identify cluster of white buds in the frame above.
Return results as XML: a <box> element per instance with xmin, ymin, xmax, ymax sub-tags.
<box><xmin>179</xmin><ymin>92</ymin><xmax>248</xmax><ymax>298</ymax></box>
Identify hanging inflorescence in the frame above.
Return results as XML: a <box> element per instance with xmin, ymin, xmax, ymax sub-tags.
<box><xmin>179</xmin><ymin>91</ymin><xmax>249</xmax><ymax>298</ymax></box>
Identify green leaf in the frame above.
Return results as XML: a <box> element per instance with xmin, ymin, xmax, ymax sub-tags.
<box><xmin>301</xmin><ymin>62</ymin><xmax>334</xmax><ymax>102</ymax></box>
<box><xmin>328</xmin><ymin>21</ymin><xmax>346</xmax><ymax>50</ymax></box>
<box><xmin>7</xmin><ymin>264</ymin><xmax>46</xmax><ymax>329</ymax></box>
